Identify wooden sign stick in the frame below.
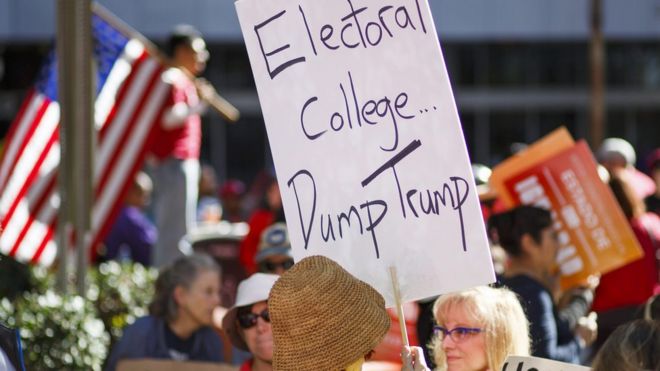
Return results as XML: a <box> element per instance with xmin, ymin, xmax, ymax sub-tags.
<box><xmin>389</xmin><ymin>265</ymin><xmax>410</xmax><ymax>347</ymax></box>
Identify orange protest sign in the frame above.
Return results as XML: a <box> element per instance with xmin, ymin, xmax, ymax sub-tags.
<box><xmin>490</xmin><ymin>127</ymin><xmax>575</xmax><ymax>207</ymax></box>
<box><xmin>492</xmin><ymin>140</ymin><xmax>644</xmax><ymax>288</ymax></box>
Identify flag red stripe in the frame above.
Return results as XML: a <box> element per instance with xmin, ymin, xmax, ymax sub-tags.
<box><xmin>99</xmin><ymin>51</ymin><xmax>149</xmax><ymax>141</ymax></box>
<box><xmin>8</xmin><ymin>176</ymin><xmax>57</xmax><ymax>257</ymax></box>
<box><xmin>89</xmin><ymin>82</ymin><xmax>167</xmax><ymax>259</ymax></box>
<box><xmin>95</xmin><ymin>62</ymin><xmax>162</xmax><ymax>197</ymax></box>
<box><xmin>0</xmin><ymin>89</ymin><xmax>36</xmax><ymax>169</ymax></box>
<box><xmin>1</xmin><ymin>22</ymin><xmax>170</xmax><ymax>265</ymax></box>
<box><xmin>0</xmin><ymin>96</ymin><xmax>51</xmax><ymax>193</ymax></box>
<box><xmin>1</xmin><ymin>128</ymin><xmax>59</xmax><ymax>232</ymax></box>
<box><xmin>30</xmin><ymin>216</ymin><xmax>57</xmax><ymax>264</ymax></box>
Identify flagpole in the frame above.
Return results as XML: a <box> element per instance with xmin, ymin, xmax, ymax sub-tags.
<box><xmin>92</xmin><ymin>3</ymin><xmax>240</xmax><ymax>122</ymax></box>
<box><xmin>75</xmin><ymin>0</ymin><xmax>94</xmax><ymax>296</ymax></box>
<box><xmin>589</xmin><ymin>0</ymin><xmax>605</xmax><ymax>148</ymax></box>
<box><xmin>57</xmin><ymin>0</ymin><xmax>94</xmax><ymax>295</ymax></box>
<box><xmin>55</xmin><ymin>0</ymin><xmax>72</xmax><ymax>294</ymax></box>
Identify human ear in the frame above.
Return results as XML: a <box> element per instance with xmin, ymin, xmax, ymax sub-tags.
<box><xmin>520</xmin><ymin>233</ymin><xmax>537</xmax><ymax>254</ymax></box>
<box><xmin>173</xmin><ymin>285</ymin><xmax>187</xmax><ymax>306</ymax></box>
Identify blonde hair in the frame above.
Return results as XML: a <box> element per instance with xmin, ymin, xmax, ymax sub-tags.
<box><xmin>431</xmin><ymin>286</ymin><xmax>530</xmax><ymax>371</ymax></box>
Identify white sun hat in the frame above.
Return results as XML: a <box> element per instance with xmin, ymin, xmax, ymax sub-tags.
<box><xmin>221</xmin><ymin>273</ymin><xmax>279</xmax><ymax>350</ymax></box>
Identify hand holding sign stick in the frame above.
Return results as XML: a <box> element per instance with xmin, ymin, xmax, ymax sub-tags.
<box><xmin>393</xmin><ymin>266</ymin><xmax>432</xmax><ymax>371</ymax></box>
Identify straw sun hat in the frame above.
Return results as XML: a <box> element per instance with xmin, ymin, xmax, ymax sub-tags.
<box><xmin>268</xmin><ymin>255</ymin><xmax>390</xmax><ymax>370</ymax></box>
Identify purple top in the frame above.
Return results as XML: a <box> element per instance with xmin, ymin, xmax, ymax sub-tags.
<box><xmin>104</xmin><ymin>206</ymin><xmax>157</xmax><ymax>265</ymax></box>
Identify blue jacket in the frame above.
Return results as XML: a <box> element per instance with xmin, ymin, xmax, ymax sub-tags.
<box><xmin>499</xmin><ymin>275</ymin><xmax>583</xmax><ymax>364</ymax></box>
<box><xmin>104</xmin><ymin>316</ymin><xmax>223</xmax><ymax>371</ymax></box>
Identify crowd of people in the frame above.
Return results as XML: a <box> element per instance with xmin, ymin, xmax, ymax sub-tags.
<box><xmin>103</xmin><ymin>248</ymin><xmax>658</xmax><ymax>370</ymax></box>
<box><xmin>90</xmin><ymin>24</ymin><xmax>660</xmax><ymax>371</ymax></box>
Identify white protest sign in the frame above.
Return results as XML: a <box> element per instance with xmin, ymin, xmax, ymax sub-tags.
<box><xmin>235</xmin><ymin>0</ymin><xmax>494</xmax><ymax>306</ymax></box>
<box><xmin>502</xmin><ymin>356</ymin><xmax>591</xmax><ymax>371</ymax></box>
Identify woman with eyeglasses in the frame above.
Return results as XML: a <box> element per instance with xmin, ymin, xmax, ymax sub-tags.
<box><xmin>222</xmin><ymin>273</ymin><xmax>279</xmax><ymax>371</ymax></box>
<box><xmin>428</xmin><ymin>285</ymin><xmax>530</xmax><ymax>371</ymax></box>
<box><xmin>105</xmin><ymin>253</ymin><xmax>224</xmax><ymax>371</ymax></box>
<box><xmin>489</xmin><ymin>205</ymin><xmax>597</xmax><ymax>364</ymax></box>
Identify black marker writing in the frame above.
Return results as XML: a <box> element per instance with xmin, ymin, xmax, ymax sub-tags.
<box><xmin>298</xmin><ymin>70</ymin><xmax>415</xmax><ymax>151</ymax></box>
<box><xmin>501</xmin><ymin>362</ymin><xmax>539</xmax><ymax>371</ymax></box>
<box><xmin>254</xmin><ymin>10</ymin><xmax>306</xmax><ymax>79</ymax></box>
<box><xmin>362</xmin><ymin>139</ymin><xmax>471</xmax><ymax>252</ymax></box>
<box><xmin>300</xmin><ymin>0</ymin><xmax>427</xmax><ymax>54</ymax></box>
<box><xmin>288</xmin><ymin>169</ymin><xmax>388</xmax><ymax>259</ymax></box>
<box><xmin>287</xmin><ymin>169</ymin><xmax>316</xmax><ymax>250</ymax></box>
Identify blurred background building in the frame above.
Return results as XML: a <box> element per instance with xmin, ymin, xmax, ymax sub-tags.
<box><xmin>0</xmin><ymin>0</ymin><xmax>659</xmax><ymax>185</ymax></box>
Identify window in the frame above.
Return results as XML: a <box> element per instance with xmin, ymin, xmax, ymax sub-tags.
<box><xmin>489</xmin><ymin>111</ymin><xmax>527</xmax><ymax>165</ymax></box>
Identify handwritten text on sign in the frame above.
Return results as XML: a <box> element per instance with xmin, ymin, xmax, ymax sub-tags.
<box><xmin>236</xmin><ymin>0</ymin><xmax>494</xmax><ymax>305</ymax></box>
<box><xmin>502</xmin><ymin>356</ymin><xmax>590</xmax><ymax>371</ymax></box>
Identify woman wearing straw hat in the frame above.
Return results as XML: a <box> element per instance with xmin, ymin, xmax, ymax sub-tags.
<box><xmin>268</xmin><ymin>255</ymin><xmax>392</xmax><ymax>371</ymax></box>
<box><xmin>222</xmin><ymin>273</ymin><xmax>279</xmax><ymax>371</ymax></box>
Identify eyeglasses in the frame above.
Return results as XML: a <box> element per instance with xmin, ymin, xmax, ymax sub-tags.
<box><xmin>433</xmin><ymin>326</ymin><xmax>482</xmax><ymax>342</ymax></box>
<box><xmin>237</xmin><ymin>309</ymin><xmax>270</xmax><ymax>329</ymax></box>
<box><xmin>260</xmin><ymin>259</ymin><xmax>294</xmax><ymax>272</ymax></box>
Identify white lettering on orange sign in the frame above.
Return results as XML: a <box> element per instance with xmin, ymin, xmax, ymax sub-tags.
<box><xmin>514</xmin><ymin>175</ymin><xmax>584</xmax><ymax>276</ymax></box>
<box><xmin>560</xmin><ymin>170</ymin><xmax>611</xmax><ymax>251</ymax></box>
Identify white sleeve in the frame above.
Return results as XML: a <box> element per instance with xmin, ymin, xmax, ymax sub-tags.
<box><xmin>162</xmin><ymin>100</ymin><xmax>209</xmax><ymax>129</ymax></box>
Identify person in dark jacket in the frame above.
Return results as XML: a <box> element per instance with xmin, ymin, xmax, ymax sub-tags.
<box><xmin>100</xmin><ymin>171</ymin><xmax>157</xmax><ymax>266</ymax></box>
<box><xmin>105</xmin><ymin>253</ymin><xmax>224</xmax><ymax>370</ymax></box>
<box><xmin>489</xmin><ymin>206</ymin><xmax>597</xmax><ymax>364</ymax></box>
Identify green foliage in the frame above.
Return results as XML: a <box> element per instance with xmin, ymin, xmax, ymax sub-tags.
<box><xmin>0</xmin><ymin>261</ymin><xmax>158</xmax><ymax>371</ymax></box>
<box><xmin>0</xmin><ymin>298</ymin><xmax>14</xmax><ymax>325</ymax></box>
<box><xmin>2</xmin><ymin>291</ymin><xmax>108</xmax><ymax>371</ymax></box>
<box><xmin>91</xmin><ymin>261</ymin><xmax>158</xmax><ymax>346</ymax></box>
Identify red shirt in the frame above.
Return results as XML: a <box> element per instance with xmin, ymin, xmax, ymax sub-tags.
<box><xmin>239</xmin><ymin>359</ymin><xmax>253</xmax><ymax>371</ymax></box>
<box><xmin>150</xmin><ymin>69</ymin><xmax>201</xmax><ymax>161</ymax></box>
<box><xmin>593</xmin><ymin>213</ymin><xmax>660</xmax><ymax>312</ymax></box>
<box><xmin>238</xmin><ymin>209</ymin><xmax>274</xmax><ymax>274</ymax></box>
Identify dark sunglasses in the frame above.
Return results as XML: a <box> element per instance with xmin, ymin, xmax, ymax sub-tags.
<box><xmin>237</xmin><ymin>309</ymin><xmax>270</xmax><ymax>329</ymax></box>
<box><xmin>260</xmin><ymin>259</ymin><xmax>294</xmax><ymax>272</ymax></box>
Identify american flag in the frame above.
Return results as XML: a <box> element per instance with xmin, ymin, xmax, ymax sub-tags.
<box><xmin>0</xmin><ymin>11</ymin><xmax>169</xmax><ymax>265</ymax></box>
